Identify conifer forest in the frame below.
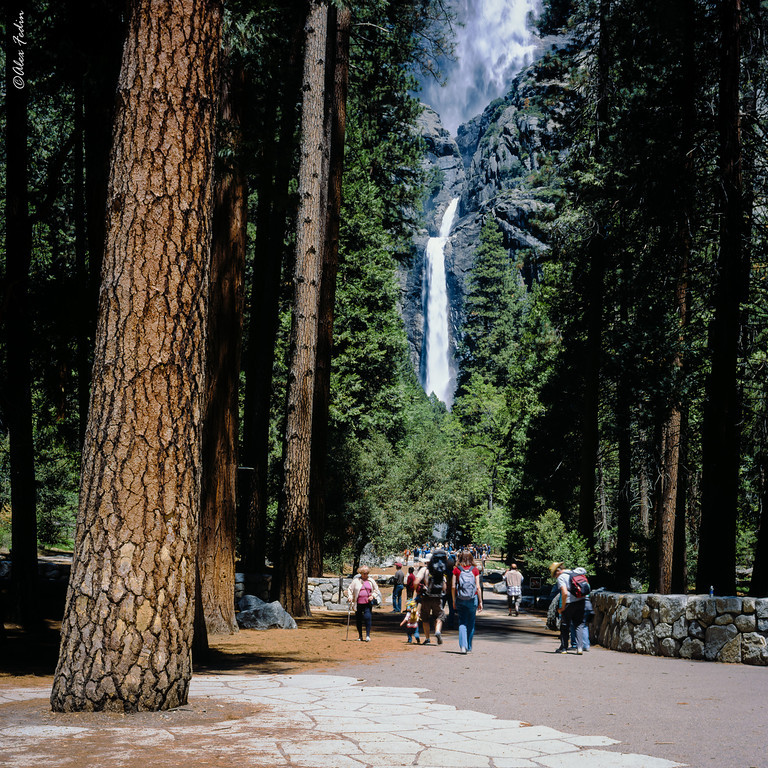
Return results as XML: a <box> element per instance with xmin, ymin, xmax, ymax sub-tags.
<box><xmin>2</xmin><ymin>0</ymin><xmax>768</xmax><ymax>710</ymax></box>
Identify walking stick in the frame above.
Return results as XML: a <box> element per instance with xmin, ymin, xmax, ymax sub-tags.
<box><xmin>346</xmin><ymin>599</ymin><xmax>351</xmax><ymax>641</ymax></box>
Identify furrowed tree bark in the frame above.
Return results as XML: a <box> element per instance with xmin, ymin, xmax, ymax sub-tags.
<box><xmin>309</xmin><ymin>3</ymin><xmax>351</xmax><ymax>578</ymax></box>
<box><xmin>275</xmin><ymin>0</ymin><xmax>330</xmax><ymax>616</ymax></box>
<box><xmin>51</xmin><ymin>0</ymin><xmax>222</xmax><ymax>712</ymax></box>
<box><xmin>697</xmin><ymin>0</ymin><xmax>744</xmax><ymax>596</ymax></box>
<box><xmin>4</xmin><ymin>0</ymin><xmax>39</xmax><ymax>629</ymax></box>
<box><xmin>198</xmin><ymin>53</ymin><xmax>245</xmax><ymax>637</ymax></box>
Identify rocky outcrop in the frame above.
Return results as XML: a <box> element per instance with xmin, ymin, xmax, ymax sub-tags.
<box><xmin>403</xmin><ymin>37</ymin><xmax>575</xmax><ymax>385</ymax></box>
<box><xmin>417</xmin><ymin>104</ymin><xmax>466</xmax><ymax>231</ymax></box>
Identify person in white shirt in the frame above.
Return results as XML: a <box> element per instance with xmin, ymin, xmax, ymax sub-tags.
<box><xmin>503</xmin><ymin>563</ymin><xmax>524</xmax><ymax>616</ymax></box>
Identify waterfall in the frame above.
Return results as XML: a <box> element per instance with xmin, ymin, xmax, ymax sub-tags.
<box><xmin>417</xmin><ymin>0</ymin><xmax>539</xmax><ymax>135</ymax></box>
<box><xmin>423</xmin><ymin>198</ymin><xmax>460</xmax><ymax>406</ymax></box>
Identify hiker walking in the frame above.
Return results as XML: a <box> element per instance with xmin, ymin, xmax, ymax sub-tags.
<box><xmin>417</xmin><ymin>552</ymin><xmax>450</xmax><ymax>645</ymax></box>
<box><xmin>346</xmin><ymin>566</ymin><xmax>382</xmax><ymax>642</ymax></box>
<box><xmin>392</xmin><ymin>562</ymin><xmax>405</xmax><ymax>612</ymax></box>
<box><xmin>550</xmin><ymin>561</ymin><xmax>588</xmax><ymax>654</ymax></box>
<box><xmin>503</xmin><ymin>563</ymin><xmax>524</xmax><ymax>616</ymax></box>
<box><xmin>452</xmin><ymin>549</ymin><xmax>483</xmax><ymax>654</ymax></box>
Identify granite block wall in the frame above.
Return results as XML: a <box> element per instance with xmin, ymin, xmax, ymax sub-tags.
<box><xmin>590</xmin><ymin>591</ymin><xmax>768</xmax><ymax>666</ymax></box>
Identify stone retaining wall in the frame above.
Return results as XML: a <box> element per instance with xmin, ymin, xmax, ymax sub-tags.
<box><xmin>590</xmin><ymin>591</ymin><xmax>768</xmax><ymax>666</ymax></box>
<box><xmin>236</xmin><ymin>573</ymin><xmax>396</xmax><ymax>611</ymax></box>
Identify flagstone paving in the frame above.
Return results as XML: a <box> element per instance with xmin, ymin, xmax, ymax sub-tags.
<box><xmin>0</xmin><ymin>674</ymin><xmax>684</xmax><ymax>767</ymax></box>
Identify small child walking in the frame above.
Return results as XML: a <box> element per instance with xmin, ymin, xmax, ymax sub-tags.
<box><xmin>400</xmin><ymin>598</ymin><xmax>421</xmax><ymax>644</ymax></box>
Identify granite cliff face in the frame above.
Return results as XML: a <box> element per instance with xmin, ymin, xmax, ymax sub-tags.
<box><xmin>401</xmin><ymin>38</ymin><xmax>574</xmax><ymax>386</ymax></box>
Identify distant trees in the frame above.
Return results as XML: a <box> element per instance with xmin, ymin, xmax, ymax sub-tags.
<box><xmin>51</xmin><ymin>0</ymin><xmax>222</xmax><ymax>711</ymax></box>
<box><xmin>502</xmin><ymin>0</ymin><xmax>767</xmax><ymax>594</ymax></box>
<box><xmin>5</xmin><ymin>0</ymin><xmax>39</xmax><ymax>627</ymax></box>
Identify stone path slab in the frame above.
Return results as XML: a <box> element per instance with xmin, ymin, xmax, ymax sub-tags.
<box><xmin>0</xmin><ymin>673</ymin><xmax>685</xmax><ymax>768</ymax></box>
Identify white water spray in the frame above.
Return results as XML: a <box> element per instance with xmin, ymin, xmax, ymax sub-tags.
<box><xmin>419</xmin><ymin>0</ymin><xmax>539</xmax><ymax>135</ymax></box>
<box><xmin>424</xmin><ymin>198</ymin><xmax>460</xmax><ymax>406</ymax></box>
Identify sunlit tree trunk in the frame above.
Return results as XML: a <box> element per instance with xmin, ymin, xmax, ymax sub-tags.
<box><xmin>309</xmin><ymin>4</ymin><xmax>351</xmax><ymax>578</ymax></box>
<box><xmin>275</xmin><ymin>0</ymin><xmax>330</xmax><ymax>616</ymax></box>
<box><xmin>51</xmin><ymin>0</ymin><xmax>222</xmax><ymax>712</ymax></box>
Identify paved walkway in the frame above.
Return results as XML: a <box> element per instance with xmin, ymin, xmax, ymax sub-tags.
<box><xmin>2</xmin><ymin>588</ymin><xmax>766</xmax><ymax>767</ymax></box>
<box><xmin>2</xmin><ymin>673</ymin><xmax>682</xmax><ymax>768</ymax></box>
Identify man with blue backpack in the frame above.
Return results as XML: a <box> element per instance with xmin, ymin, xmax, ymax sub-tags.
<box><xmin>550</xmin><ymin>561</ymin><xmax>590</xmax><ymax>655</ymax></box>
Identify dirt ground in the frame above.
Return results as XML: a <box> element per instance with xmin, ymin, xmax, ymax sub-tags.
<box><xmin>0</xmin><ymin>585</ymin><xmax>427</xmax><ymax>767</ymax></box>
<box><xmin>0</xmin><ymin>571</ymin><xmax>420</xmax><ymax>688</ymax></box>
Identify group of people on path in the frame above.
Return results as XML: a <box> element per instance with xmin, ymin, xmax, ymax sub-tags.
<box><xmin>346</xmin><ymin>555</ymin><xmax>592</xmax><ymax>656</ymax></box>
<box><xmin>348</xmin><ymin>550</ymin><xmax>526</xmax><ymax>653</ymax></box>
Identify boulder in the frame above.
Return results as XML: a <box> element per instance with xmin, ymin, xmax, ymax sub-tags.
<box><xmin>239</xmin><ymin>594</ymin><xmax>266</xmax><ymax>612</ymax></box>
<box><xmin>237</xmin><ymin>598</ymin><xmax>297</xmax><ymax>630</ymax></box>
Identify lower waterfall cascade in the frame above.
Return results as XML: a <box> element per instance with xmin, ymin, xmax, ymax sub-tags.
<box><xmin>423</xmin><ymin>197</ymin><xmax>460</xmax><ymax>407</ymax></box>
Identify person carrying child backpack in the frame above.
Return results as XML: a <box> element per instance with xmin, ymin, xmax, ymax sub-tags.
<box><xmin>452</xmin><ymin>549</ymin><xmax>483</xmax><ymax>654</ymax></box>
<box><xmin>550</xmin><ymin>561</ymin><xmax>589</xmax><ymax>654</ymax></box>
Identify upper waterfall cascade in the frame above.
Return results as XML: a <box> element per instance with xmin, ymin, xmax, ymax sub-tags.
<box><xmin>423</xmin><ymin>198</ymin><xmax>460</xmax><ymax>406</ymax></box>
<box><xmin>417</xmin><ymin>0</ymin><xmax>539</xmax><ymax>135</ymax></box>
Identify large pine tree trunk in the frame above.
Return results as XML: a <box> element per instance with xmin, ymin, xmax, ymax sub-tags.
<box><xmin>240</xmin><ymin>7</ymin><xmax>304</xmax><ymax>574</ymax></box>
<box><xmin>4</xmin><ymin>0</ymin><xmax>39</xmax><ymax>628</ymax></box>
<box><xmin>697</xmin><ymin>0</ymin><xmax>744</xmax><ymax>596</ymax></box>
<box><xmin>51</xmin><ymin>0</ymin><xmax>222</xmax><ymax>712</ymax></box>
<box><xmin>275</xmin><ymin>0</ymin><xmax>330</xmax><ymax>616</ymax></box>
<box><xmin>309</xmin><ymin>4</ymin><xmax>351</xmax><ymax>578</ymax></box>
<box><xmin>198</xmin><ymin>54</ymin><xmax>245</xmax><ymax>637</ymax></box>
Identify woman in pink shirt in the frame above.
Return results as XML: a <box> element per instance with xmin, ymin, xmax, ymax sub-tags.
<box><xmin>346</xmin><ymin>566</ymin><xmax>382</xmax><ymax>642</ymax></box>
